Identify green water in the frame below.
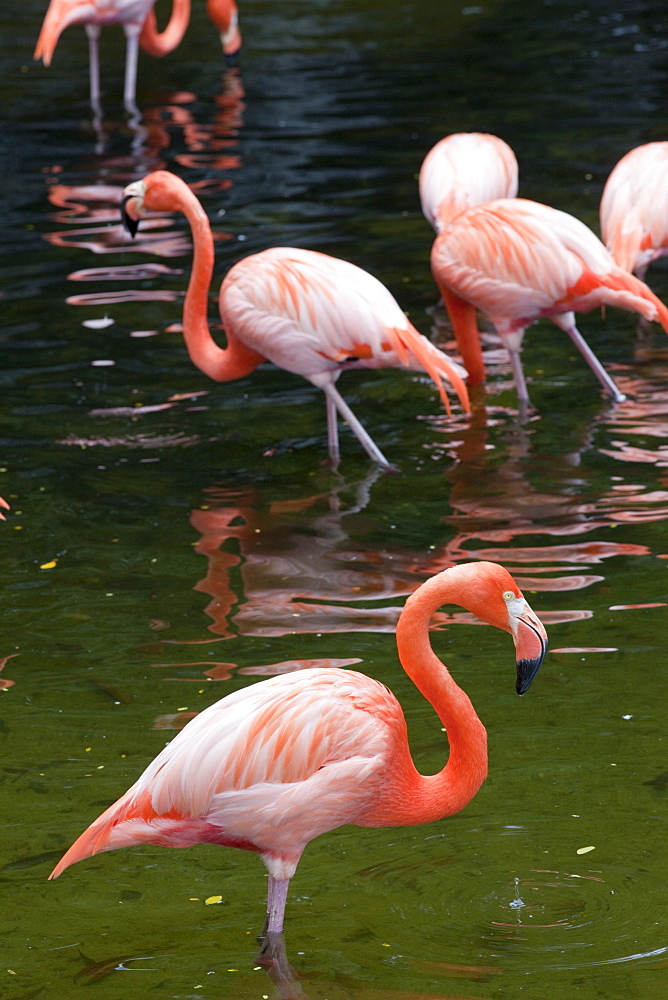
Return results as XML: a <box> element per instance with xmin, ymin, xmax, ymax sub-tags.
<box><xmin>2</xmin><ymin>0</ymin><xmax>668</xmax><ymax>996</ymax></box>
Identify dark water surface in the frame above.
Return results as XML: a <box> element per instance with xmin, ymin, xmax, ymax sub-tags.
<box><xmin>2</xmin><ymin>0</ymin><xmax>668</xmax><ymax>996</ymax></box>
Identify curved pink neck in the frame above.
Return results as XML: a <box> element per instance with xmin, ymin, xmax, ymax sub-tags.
<box><xmin>173</xmin><ymin>185</ymin><xmax>265</xmax><ymax>383</ymax></box>
<box><xmin>139</xmin><ymin>0</ymin><xmax>191</xmax><ymax>57</ymax></box>
<box><xmin>362</xmin><ymin>571</ymin><xmax>488</xmax><ymax>827</ymax></box>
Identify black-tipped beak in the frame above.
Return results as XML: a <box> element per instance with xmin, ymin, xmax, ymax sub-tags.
<box><xmin>516</xmin><ymin>636</ymin><xmax>547</xmax><ymax>695</ymax></box>
<box><xmin>121</xmin><ymin>194</ymin><xmax>140</xmax><ymax>238</ymax></box>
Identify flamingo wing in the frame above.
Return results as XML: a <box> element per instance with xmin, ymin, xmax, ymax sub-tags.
<box><xmin>49</xmin><ymin>668</ymin><xmax>400</xmax><ymax>878</ymax></box>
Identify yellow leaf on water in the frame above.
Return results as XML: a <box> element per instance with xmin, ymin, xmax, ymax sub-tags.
<box><xmin>40</xmin><ymin>560</ymin><xmax>57</xmax><ymax>569</ymax></box>
<box><xmin>576</xmin><ymin>845</ymin><xmax>596</xmax><ymax>855</ymax></box>
<box><xmin>205</xmin><ymin>895</ymin><xmax>223</xmax><ymax>905</ymax></box>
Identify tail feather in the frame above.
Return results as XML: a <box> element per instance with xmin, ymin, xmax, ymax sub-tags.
<box><xmin>48</xmin><ymin>789</ymin><xmax>154</xmax><ymax>879</ymax></box>
<box><xmin>34</xmin><ymin>0</ymin><xmax>74</xmax><ymax>65</ymax></box>
<box><xmin>573</xmin><ymin>267</ymin><xmax>668</xmax><ymax>333</ymax></box>
<box><xmin>386</xmin><ymin>322</ymin><xmax>471</xmax><ymax>414</ymax></box>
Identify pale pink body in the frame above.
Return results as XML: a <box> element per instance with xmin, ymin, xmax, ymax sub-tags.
<box><xmin>0</xmin><ymin>498</ymin><xmax>9</xmax><ymax>520</ymax></box>
<box><xmin>49</xmin><ymin>561</ymin><xmax>547</xmax><ymax>934</ymax></box>
<box><xmin>600</xmin><ymin>142</ymin><xmax>668</xmax><ymax>280</ymax></box>
<box><xmin>419</xmin><ymin>132</ymin><xmax>519</xmax><ymax>233</ymax></box>
<box><xmin>121</xmin><ymin>170</ymin><xmax>470</xmax><ymax>468</ymax></box>
<box><xmin>431</xmin><ymin>197</ymin><xmax>668</xmax><ymax>405</ymax></box>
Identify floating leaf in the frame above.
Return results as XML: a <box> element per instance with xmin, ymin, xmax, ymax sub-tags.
<box><xmin>576</xmin><ymin>846</ymin><xmax>596</xmax><ymax>855</ymax></box>
<box><xmin>40</xmin><ymin>560</ymin><xmax>57</xmax><ymax>570</ymax></box>
<box><xmin>205</xmin><ymin>895</ymin><xmax>223</xmax><ymax>905</ymax></box>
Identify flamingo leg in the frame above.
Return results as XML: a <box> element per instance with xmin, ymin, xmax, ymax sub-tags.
<box><xmin>266</xmin><ymin>876</ymin><xmax>290</xmax><ymax>935</ymax></box>
<box><xmin>506</xmin><ymin>344</ymin><xmax>532</xmax><ymax>408</ymax></box>
<box><xmin>85</xmin><ymin>23</ymin><xmax>102</xmax><ymax>109</ymax></box>
<box><xmin>564</xmin><ymin>322</ymin><xmax>626</xmax><ymax>402</ymax></box>
<box><xmin>321</xmin><ymin>382</ymin><xmax>392</xmax><ymax>469</ymax></box>
<box><xmin>325</xmin><ymin>392</ymin><xmax>341</xmax><ymax>468</ymax></box>
<box><xmin>122</xmin><ymin>23</ymin><xmax>141</xmax><ymax>109</ymax></box>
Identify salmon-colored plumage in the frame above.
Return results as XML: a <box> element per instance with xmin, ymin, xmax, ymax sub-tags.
<box><xmin>0</xmin><ymin>498</ymin><xmax>9</xmax><ymax>520</ymax></box>
<box><xmin>419</xmin><ymin>132</ymin><xmax>519</xmax><ymax>233</ymax></box>
<box><xmin>49</xmin><ymin>561</ymin><xmax>547</xmax><ymax>935</ymax></box>
<box><xmin>121</xmin><ymin>170</ymin><xmax>470</xmax><ymax>469</ymax></box>
<box><xmin>34</xmin><ymin>0</ymin><xmax>190</xmax><ymax>107</ymax></box>
<box><xmin>600</xmin><ymin>142</ymin><xmax>668</xmax><ymax>280</ymax></box>
<box><xmin>431</xmin><ymin>197</ymin><xmax>668</xmax><ymax>407</ymax></box>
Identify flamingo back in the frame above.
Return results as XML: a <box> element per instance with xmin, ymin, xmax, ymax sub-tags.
<box><xmin>600</xmin><ymin>142</ymin><xmax>668</xmax><ymax>276</ymax></box>
<box><xmin>432</xmin><ymin>198</ymin><xmax>668</xmax><ymax>335</ymax></box>
<box><xmin>50</xmin><ymin>668</ymin><xmax>401</xmax><ymax>878</ymax></box>
<box><xmin>219</xmin><ymin>247</ymin><xmax>468</xmax><ymax>410</ymax></box>
<box><xmin>419</xmin><ymin>133</ymin><xmax>519</xmax><ymax>233</ymax></box>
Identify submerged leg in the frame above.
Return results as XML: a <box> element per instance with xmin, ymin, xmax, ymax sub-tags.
<box><xmin>506</xmin><ymin>344</ymin><xmax>532</xmax><ymax>409</ymax></box>
<box><xmin>321</xmin><ymin>382</ymin><xmax>393</xmax><ymax>469</ymax></box>
<box><xmin>85</xmin><ymin>23</ymin><xmax>102</xmax><ymax>110</ymax></box>
<box><xmin>565</xmin><ymin>323</ymin><xmax>626</xmax><ymax>403</ymax></box>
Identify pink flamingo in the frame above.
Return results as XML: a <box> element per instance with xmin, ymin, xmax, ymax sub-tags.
<box><xmin>0</xmin><ymin>499</ymin><xmax>9</xmax><ymax>520</ymax></box>
<box><xmin>600</xmin><ymin>141</ymin><xmax>668</xmax><ymax>281</ymax></box>
<box><xmin>121</xmin><ymin>170</ymin><xmax>470</xmax><ymax>469</ymax></box>
<box><xmin>34</xmin><ymin>0</ymin><xmax>191</xmax><ymax>108</ymax></box>
<box><xmin>49</xmin><ymin>561</ymin><xmax>547</xmax><ymax>935</ymax></box>
<box><xmin>419</xmin><ymin>132</ymin><xmax>519</xmax><ymax>233</ymax></box>
<box><xmin>431</xmin><ymin>197</ymin><xmax>668</xmax><ymax>405</ymax></box>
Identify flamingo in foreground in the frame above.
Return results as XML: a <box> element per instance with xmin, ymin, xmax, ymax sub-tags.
<box><xmin>419</xmin><ymin>132</ymin><xmax>519</xmax><ymax>233</ymax></box>
<box><xmin>34</xmin><ymin>0</ymin><xmax>191</xmax><ymax>108</ymax></box>
<box><xmin>600</xmin><ymin>142</ymin><xmax>668</xmax><ymax>281</ymax></box>
<box><xmin>0</xmin><ymin>499</ymin><xmax>9</xmax><ymax>520</ymax></box>
<box><xmin>431</xmin><ymin>197</ymin><xmax>668</xmax><ymax>404</ymax></box>
<box><xmin>121</xmin><ymin>170</ymin><xmax>470</xmax><ymax>469</ymax></box>
<box><xmin>49</xmin><ymin>561</ymin><xmax>547</xmax><ymax>935</ymax></box>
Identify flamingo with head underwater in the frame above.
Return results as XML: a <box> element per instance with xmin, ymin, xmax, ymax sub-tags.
<box><xmin>419</xmin><ymin>132</ymin><xmax>519</xmax><ymax>234</ymax></box>
<box><xmin>34</xmin><ymin>0</ymin><xmax>191</xmax><ymax>108</ymax></box>
<box><xmin>120</xmin><ymin>170</ymin><xmax>470</xmax><ymax>469</ymax></box>
<box><xmin>600</xmin><ymin>141</ymin><xmax>668</xmax><ymax>282</ymax></box>
<box><xmin>430</xmin><ymin>197</ymin><xmax>668</xmax><ymax>406</ymax></box>
<box><xmin>48</xmin><ymin>561</ymin><xmax>547</xmax><ymax>935</ymax></box>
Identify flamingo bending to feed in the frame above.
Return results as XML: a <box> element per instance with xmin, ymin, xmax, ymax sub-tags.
<box><xmin>600</xmin><ymin>142</ymin><xmax>668</xmax><ymax>281</ymax></box>
<box><xmin>419</xmin><ymin>132</ymin><xmax>519</xmax><ymax>233</ymax></box>
<box><xmin>49</xmin><ymin>561</ymin><xmax>547</xmax><ymax>935</ymax></box>
<box><xmin>431</xmin><ymin>197</ymin><xmax>668</xmax><ymax>403</ymax></box>
<box><xmin>206</xmin><ymin>0</ymin><xmax>241</xmax><ymax>59</ymax></box>
<box><xmin>121</xmin><ymin>170</ymin><xmax>470</xmax><ymax>469</ymax></box>
<box><xmin>34</xmin><ymin>0</ymin><xmax>190</xmax><ymax>108</ymax></box>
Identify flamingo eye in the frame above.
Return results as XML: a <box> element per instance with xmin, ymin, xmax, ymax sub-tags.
<box><xmin>503</xmin><ymin>590</ymin><xmax>515</xmax><ymax>601</ymax></box>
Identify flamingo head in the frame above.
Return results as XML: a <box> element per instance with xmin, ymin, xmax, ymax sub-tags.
<box><xmin>448</xmin><ymin>561</ymin><xmax>548</xmax><ymax>695</ymax></box>
<box><xmin>121</xmin><ymin>171</ymin><xmax>193</xmax><ymax>239</ymax></box>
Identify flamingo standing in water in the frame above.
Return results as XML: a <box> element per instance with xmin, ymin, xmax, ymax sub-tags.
<box><xmin>0</xmin><ymin>499</ymin><xmax>9</xmax><ymax>520</ymax></box>
<box><xmin>431</xmin><ymin>197</ymin><xmax>668</xmax><ymax>405</ymax></box>
<box><xmin>419</xmin><ymin>132</ymin><xmax>519</xmax><ymax>233</ymax></box>
<box><xmin>49</xmin><ymin>561</ymin><xmax>547</xmax><ymax>935</ymax></box>
<box><xmin>600</xmin><ymin>142</ymin><xmax>668</xmax><ymax>281</ymax></box>
<box><xmin>121</xmin><ymin>170</ymin><xmax>470</xmax><ymax>469</ymax></box>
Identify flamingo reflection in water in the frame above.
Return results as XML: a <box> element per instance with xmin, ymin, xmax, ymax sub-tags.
<box><xmin>49</xmin><ymin>561</ymin><xmax>547</xmax><ymax>938</ymax></box>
